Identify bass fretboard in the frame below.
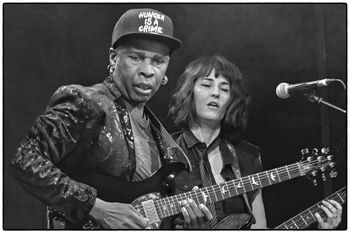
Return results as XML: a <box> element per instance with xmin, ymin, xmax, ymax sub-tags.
<box><xmin>275</xmin><ymin>187</ymin><xmax>346</xmax><ymax>229</ymax></box>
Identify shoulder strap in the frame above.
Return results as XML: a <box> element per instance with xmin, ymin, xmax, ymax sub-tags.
<box><xmin>226</xmin><ymin>142</ymin><xmax>256</xmax><ymax>225</ymax></box>
<box><xmin>145</xmin><ymin>106</ymin><xmax>192</xmax><ymax>172</ymax></box>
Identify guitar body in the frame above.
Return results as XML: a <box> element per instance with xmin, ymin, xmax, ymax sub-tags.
<box><xmin>213</xmin><ymin>213</ymin><xmax>252</xmax><ymax>229</ymax></box>
<box><xmin>51</xmin><ymin>162</ymin><xmax>187</xmax><ymax>229</ymax></box>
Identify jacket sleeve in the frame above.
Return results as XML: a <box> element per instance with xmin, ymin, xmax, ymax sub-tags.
<box><xmin>10</xmin><ymin>85</ymin><xmax>103</xmax><ymax>224</ymax></box>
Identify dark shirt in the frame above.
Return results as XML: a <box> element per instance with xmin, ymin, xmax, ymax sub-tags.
<box><xmin>172</xmin><ymin>130</ymin><xmax>263</xmax><ymax>227</ymax></box>
<box><xmin>10</xmin><ymin>76</ymin><xmax>190</xmax><ymax>228</ymax></box>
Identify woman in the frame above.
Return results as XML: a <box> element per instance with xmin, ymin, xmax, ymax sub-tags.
<box><xmin>168</xmin><ymin>54</ymin><xmax>342</xmax><ymax>229</ymax></box>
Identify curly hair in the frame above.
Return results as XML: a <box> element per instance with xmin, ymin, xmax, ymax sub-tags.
<box><xmin>168</xmin><ymin>54</ymin><xmax>249</xmax><ymax>138</ymax></box>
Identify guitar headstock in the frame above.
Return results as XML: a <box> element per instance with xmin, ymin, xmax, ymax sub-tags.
<box><xmin>300</xmin><ymin>147</ymin><xmax>336</xmax><ymax>185</ymax></box>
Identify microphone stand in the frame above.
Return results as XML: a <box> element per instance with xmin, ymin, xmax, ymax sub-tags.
<box><xmin>305</xmin><ymin>93</ymin><xmax>346</xmax><ymax>114</ymax></box>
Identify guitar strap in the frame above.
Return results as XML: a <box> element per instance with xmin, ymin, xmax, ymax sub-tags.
<box><xmin>226</xmin><ymin>142</ymin><xmax>256</xmax><ymax>225</ymax></box>
<box><xmin>145</xmin><ymin>106</ymin><xmax>193</xmax><ymax>172</ymax></box>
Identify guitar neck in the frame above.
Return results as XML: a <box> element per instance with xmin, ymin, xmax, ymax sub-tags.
<box><xmin>156</xmin><ymin>162</ymin><xmax>306</xmax><ymax>219</ymax></box>
<box><xmin>275</xmin><ymin>187</ymin><xmax>346</xmax><ymax>229</ymax></box>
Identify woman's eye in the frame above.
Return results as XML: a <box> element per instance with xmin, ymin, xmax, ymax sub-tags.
<box><xmin>201</xmin><ymin>83</ymin><xmax>210</xmax><ymax>87</ymax></box>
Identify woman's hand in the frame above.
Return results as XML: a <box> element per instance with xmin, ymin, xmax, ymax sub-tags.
<box><xmin>315</xmin><ymin>200</ymin><xmax>342</xmax><ymax>229</ymax></box>
<box><xmin>174</xmin><ymin>186</ymin><xmax>213</xmax><ymax>229</ymax></box>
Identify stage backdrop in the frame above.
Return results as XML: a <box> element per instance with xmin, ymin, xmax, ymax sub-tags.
<box><xmin>4</xmin><ymin>3</ymin><xmax>346</xmax><ymax>229</ymax></box>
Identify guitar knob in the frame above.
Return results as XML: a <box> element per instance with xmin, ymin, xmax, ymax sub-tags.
<box><xmin>301</xmin><ymin>148</ymin><xmax>309</xmax><ymax>156</ymax></box>
<box><xmin>321</xmin><ymin>147</ymin><xmax>330</xmax><ymax>154</ymax></box>
<box><xmin>312</xmin><ymin>171</ymin><xmax>318</xmax><ymax>177</ymax></box>
<box><xmin>312</xmin><ymin>179</ymin><xmax>318</xmax><ymax>186</ymax></box>
<box><xmin>317</xmin><ymin>156</ymin><xmax>324</xmax><ymax>162</ymax></box>
<box><xmin>330</xmin><ymin>169</ymin><xmax>338</xmax><ymax>178</ymax></box>
<box><xmin>312</xmin><ymin>148</ymin><xmax>319</xmax><ymax>156</ymax></box>
<box><xmin>327</xmin><ymin>155</ymin><xmax>334</xmax><ymax>161</ymax></box>
<box><xmin>329</xmin><ymin>162</ymin><xmax>336</xmax><ymax>168</ymax></box>
<box><xmin>321</xmin><ymin>172</ymin><xmax>327</xmax><ymax>181</ymax></box>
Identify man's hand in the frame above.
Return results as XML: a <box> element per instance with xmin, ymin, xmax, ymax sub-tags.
<box><xmin>174</xmin><ymin>186</ymin><xmax>213</xmax><ymax>229</ymax></box>
<box><xmin>89</xmin><ymin>198</ymin><xmax>150</xmax><ymax>229</ymax></box>
<box><xmin>315</xmin><ymin>200</ymin><xmax>343</xmax><ymax>229</ymax></box>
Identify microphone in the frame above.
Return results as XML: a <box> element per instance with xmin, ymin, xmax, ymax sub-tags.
<box><xmin>276</xmin><ymin>79</ymin><xmax>336</xmax><ymax>99</ymax></box>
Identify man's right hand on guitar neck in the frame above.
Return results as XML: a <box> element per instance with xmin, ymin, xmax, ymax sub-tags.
<box><xmin>89</xmin><ymin>198</ymin><xmax>150</xmax><ymax>229</ymax></box>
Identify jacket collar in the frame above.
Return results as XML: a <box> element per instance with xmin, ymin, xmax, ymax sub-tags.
<box><xmin>103</xmin><ymin>75</ymin><xmax>123</xmax><ymax>100</ymax></box>
<box><xmin>182</xmin><ymin>130</ymin><xmax>235</xmax><ymax>166</ymax></box>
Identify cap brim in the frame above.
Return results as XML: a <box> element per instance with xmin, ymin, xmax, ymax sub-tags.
<box><xmin>113</xmin><ymin>33</ymin><xmax>182</xmax><ymax>54</ymax></box>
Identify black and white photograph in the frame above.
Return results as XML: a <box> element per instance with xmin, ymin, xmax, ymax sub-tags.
<box><xmin>3</xmin><ymin>3</ymin><xmax>347</xmax><ymax>229</ymax></box>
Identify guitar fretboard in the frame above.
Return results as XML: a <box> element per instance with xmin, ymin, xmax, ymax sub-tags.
<box><xmin>152</xmin><ymin>162</ymin><xmax>308</xmax><ymax>219</ymax></box>
<box><xmin>275</xmin><ymin>187</ymin><xmax>346</xmax><ymax>229</ymax></box>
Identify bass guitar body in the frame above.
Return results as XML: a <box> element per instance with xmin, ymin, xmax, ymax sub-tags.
<box><xmin>213</xmin><ymin>213</ymin><xmax>253</xmax><ymax>229</ymax></box>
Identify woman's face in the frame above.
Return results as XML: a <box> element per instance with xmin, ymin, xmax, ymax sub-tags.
<box><xmin>193</xmin><ymin>69</ymin><xmax>232</xmax><ymax>127</ymax></box>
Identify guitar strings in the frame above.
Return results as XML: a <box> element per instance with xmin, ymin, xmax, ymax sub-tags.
<box><xmin>134</xmin><ymin>159</ymin><xmax>330</xmax><ymax>219</ymax></box>
<box><xmin>136</xmin><ymin>159</ymin><xmax>326</xmax><ymax>218</ymax></box>
<box><xmin>276</xmin><ymin>189</ymin><xmax>345</xmax><ymax>229</ymax></box>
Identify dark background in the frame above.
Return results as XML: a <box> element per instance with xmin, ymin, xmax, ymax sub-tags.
<box><xmin>3</xmin><ymin>3</ymin><xmax>347</xmax><ymax>229</ymax></box>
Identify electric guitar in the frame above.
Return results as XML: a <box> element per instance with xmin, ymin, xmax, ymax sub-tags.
<box><xmin>275</xmin><ymin>187</ymin><xmax>346</xmax><ymax>229</ymax></box>
<box><xmin>51</xmin><ymin>149</ymin><xmax>334</xmax><ymax>229</ymax></box>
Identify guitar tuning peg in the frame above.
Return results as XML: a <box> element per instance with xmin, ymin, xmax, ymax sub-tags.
<box><xmin>321</xmin><ymin>172</ymin><xmax>327</xmax><ymax>181</ymax></box>
<box><xmin>301</xmin><ymin>148</ymin><xmax>309</xmax><ymax>156</ymax></box>
<box><xmin>330</xmin><ymin>165</ymin><xmax>338</xmax><ymax>178</ymax></box>
<box><xmin>321</xmin><ymin>147</ymin><xmax>330</xmax><ymax>155</ymax></box>
<box><xmin>330</xmin><ymin>169</ymin><xmax>338</xmax><ymax>178</ymax></box>
<box><xmin>312</xmin><ymin>178</ymin><xmax>318</xmax><ymax>186</ymax></box>
<box><xmin>312</xmin><ymin>148</ymin><xmax>319</xmax><ymax>156</ymax></box>
<box><xmin>327</xmin><ymin>155</ymin><xmax>334</xmax><ymax>161</ymax></box>
<box><xmin>317</xmin><ymin>156</ymin><xmax>325</xmax><ymax>162</ymax></box>
<box><xmin>312</xmin><ymin>171</ymin><xmax>318</xmax><ymax>177</ymax></box>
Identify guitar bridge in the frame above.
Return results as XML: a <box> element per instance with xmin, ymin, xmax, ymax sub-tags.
<box><xmin>141</xmin><ymin>199</ymin><xmax>160</xmax><ymax>224</ymax></box>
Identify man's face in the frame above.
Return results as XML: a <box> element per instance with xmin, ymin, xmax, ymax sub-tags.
<box><xmin>111</xmin><ymin>38</ymin><xmax>170</xmax><ymax>106</ymax></box>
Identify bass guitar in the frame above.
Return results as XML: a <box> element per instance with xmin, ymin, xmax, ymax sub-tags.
<box><xmin>275</xmin><ymin>187</ymin><xmax>346</xmax><ymax>229</ymax></box>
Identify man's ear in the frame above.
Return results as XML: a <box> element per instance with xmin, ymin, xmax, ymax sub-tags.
<box><xmin>109</xmin><ymin>47</ymin><xmax>118</xmax><ymax>65</ymax></box>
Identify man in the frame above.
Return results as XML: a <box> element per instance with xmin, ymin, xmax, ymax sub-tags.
<box><xmin>10</xmin><ymin>8</ymin><xmax>211</xmax><ymax>229</ymax></box>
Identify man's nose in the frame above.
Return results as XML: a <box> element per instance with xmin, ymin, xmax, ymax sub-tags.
<box><xmin>139</xmin><ymin>59</ymin><xmax>154</xmax><ymax>78</ymax></box>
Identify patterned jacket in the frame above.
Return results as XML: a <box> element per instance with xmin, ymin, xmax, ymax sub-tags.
<box><xmin>10</xmin><ymin>76</ymin><xmax>190</xmax><ymax>228</ymax></box>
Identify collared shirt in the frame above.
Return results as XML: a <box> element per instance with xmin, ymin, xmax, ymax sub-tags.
<box><xmin>173</xmin><ymin>130</ymin><xmax>263</xmax><ymax>224</ymax></box>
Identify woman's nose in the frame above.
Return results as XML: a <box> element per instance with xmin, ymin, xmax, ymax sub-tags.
<box><xmin>210</xmin><ymin>86</ymin><xmax>220</xmax><ymax>97</ymax></box>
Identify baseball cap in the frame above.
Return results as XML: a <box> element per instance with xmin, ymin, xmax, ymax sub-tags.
<box><xmin>111</xmin><ymin>8</ymin><xmax>182</xmax><ymax>54</ymax></box>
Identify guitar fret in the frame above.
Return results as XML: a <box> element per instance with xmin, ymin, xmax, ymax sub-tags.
<box><xmin>240</xmin><ymin>177</ymin><xmax>246</xmax><ymax>193</ymax></box>
<box><xmin>285</xmin><ymin>165</ymin><xmax>292</xmax><ymax>179</ymax></box>
<box><xmin>308</xmin><ymin>210</ymin><xmax>317</xmax><ymax>221</ymax></box>
<box><xmin>211</xmin><ymin>185</ymin><xmax>218</xmax><ymax>202</ymax></box>
<box><xmin>300</xmin><ymin>214</ymin><xmax>308</xmax><ymax>226</ymax></box>
<box><xmin>218</xmin><ymin>184</ymin><xmax>225</xmax><ymax>200</ymax></box>
<box><xmin>337</xmin><ymin>192</ymin><xmax>345</xmax><ymax>203</ymax></box>
<box><xmin>265</xmin><ymin>171</ymin><xmax>272</xmax><ymax>185</ymax></box>
<box><xmin>275</xmin><ymin>168</ymin><xmax>281</xmax><ymax>182</ymax></box>
<box><xmin>226</xmin><ymin>182</ymin><xmax>233</xmax><ymax>197</ymax></box>
<box><xmin>292</xmin><ymin>220</ymin><xmax>299</xmax><ymax>229</ymax></box>
<box><xmin>248</xmin><ymin>175</ymin><xmax>254</xmax><ymax>190</ymax></box>
<box><xmin>230</xmin><ymin>180</ymin><xmax>238</xmax><ymax>196</ymax></box>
